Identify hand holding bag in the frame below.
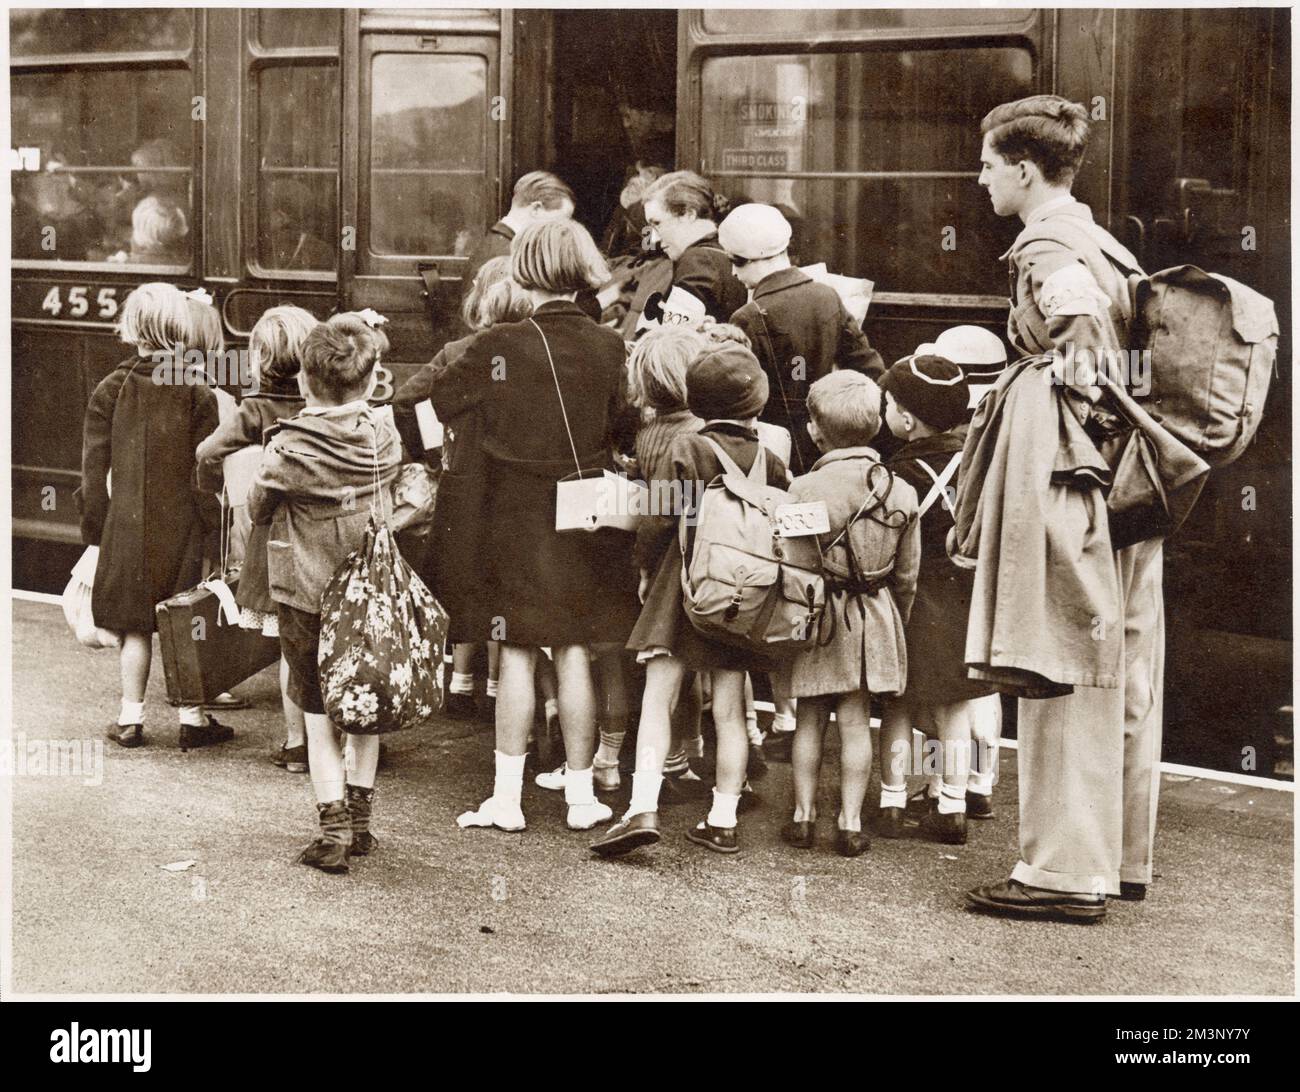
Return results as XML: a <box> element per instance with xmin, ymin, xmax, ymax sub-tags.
<box><xmin>62</xmin><ymin>546</ymin><xmax>121</xmax><ymax>649</ymax></box>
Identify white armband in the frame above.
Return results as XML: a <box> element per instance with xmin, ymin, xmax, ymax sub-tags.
<box><xmin>1039</xmin><ymin>262</ymin><xmax>1107</xmax><ymax>319</ymax></box>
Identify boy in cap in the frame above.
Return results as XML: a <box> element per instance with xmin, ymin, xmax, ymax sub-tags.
<box><xmin>877</xmin><ymin>355</ymin><xmax>998</xmax><ymax>845</ymax></box>
<box><xmin>719</xmin><ymin>203</ymin><xmax>883</xmax><ymax>478</ymax></box>
<box><xmin>594</xmin><ymin>342</ymin><xmax>790</xmax><ymax>858</ymax></box>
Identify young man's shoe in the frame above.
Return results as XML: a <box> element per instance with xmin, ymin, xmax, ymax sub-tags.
<box><xmin>106</xmin><ymin>723</ymin><xmax>144</xmax><ymax>749</ymax></box>
<box><xmin>590</xmin><ymin>811</ymin><xmax>660</xmax><ymax>857</ymax></box>
<box><xmin>685</xmin><ymin>820</ymin><xmax>739</xmax><ymax>854</ymax></box>
<box><xmin>965</xmin><ymin>879</ymin><xmax>1106</xmax><ymax>923</ymax></box>
<box><xmin>918</xmin><ymin>809</ymin><xmax>967</xmax><ymax>846</ymax></box>
<box><xmin>966</xmin><ymin>791</ymin><xmax>995</xmax><ymax>820</ymax></box>
<box><xmin>178</xmin><ymin>716</ymin><xmax>234</xmax><ymax>752</ymax></box>
<box><xmin>272</xmin><ymin>743</ymin><xmax>308</xmax><ymax>773</ymax></box>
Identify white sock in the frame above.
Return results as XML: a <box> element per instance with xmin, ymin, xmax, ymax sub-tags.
<box><xmin>543</xmin><ymin>698</ymin><xmax>558</xmax><ymax>723</ymax></box>
<box><xmin>880</xmin><ymin>783</ymin><xmax>908</xmax><ymax>810</ymax></box>
<box><xmin>926</xmin><ymin>775</ymin><xmax>941</xmax><ymax>799</ymax></box>
<box><xmin>493</xmin><ymin>750</ymin><xmax>526</xmax><ymax>805</ymax></box>
<box><xmin>771</xmin><ymin>712</ymin><xmax>796</xmax><ymax>735</ymax></box>
<box><xmin>118</xmin><ymin>700</ymin><xmax>146</xmax><ymax>727</ymax></box>
<box><xmin>178</xmin><ymin>705</ymin><xmax>207</xmax><ymax>727</ymax></box>
<box><xmin>450</xmin><ymin>671</ymin><xmax>474</xmax><ymax>695</ymax></box>
<box><xmin>744</xmin><ymin>715</ymin><xmax>763</xmax><ymax>747</ymax></box>
<box><xmin>485</xmin><ymin>677</ymin><xmax>498</xmax><ymax>698</ymax></box>
<box><xmin>968</xmin><ymin>778</ymin><xmax>993</xmax><ymax>798</ymax></box>
<box><xmin>628</xmin><ymin>771</ymin><xmax>663</xmax><ymax>817</ymax></box>
<box><xmin>595</xmin><ymin>732</ymin><xmax>625</xmax><ymax>766</ymax></box>
<box><xmin>938</xmin><ymin>781</ymin><xmax>967</xmax><ymax>815</ymax></box>
<box><xmin>707</xmin><ymin>789</ymin><xmax>740</xmax><ymax>829</ymax></box>
<box><xmin>564</xmin><ymin>765</ymin><xmax>597</xmax><ymax>807</ymax></box>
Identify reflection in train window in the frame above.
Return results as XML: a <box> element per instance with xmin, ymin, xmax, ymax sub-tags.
<box><xmin>701</xmin><ymin>47</ymin><xmax>1034</xmax><ymax>295</ymax></box>
<box><xmin>10</xmin><ymin>68</ymin><xmax>193</xmax><ymax>266</ymax></box>
<box><xmin>257</xmin><ymin>8</ymin><xmax>341</xmax><ymax>51</ymax></box>
<box><xmin>368</xmin><ymin>52</ymin><xmax>488</xmax><ymax>257</ymax></box>
<box><xmin>701</xmin><ymin>8</ymin><xmax>1031</xmax><ymax>35</ymax></box>
<box><xmin>9</xmin><ymin>7</ymin><xmax>192</xmax><ymax>55</ymax></box>
<box><xmin>256</xmin><ymin>65</ymin><xmax>341</xmax><ymax>273</ymax></box>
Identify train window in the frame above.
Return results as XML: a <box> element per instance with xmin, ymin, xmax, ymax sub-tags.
<box><xmin>257</xmin><ymin>9</ymin><xmax>341</xmax><ymax>50</ymax></box>
<box><xmin>702</xmin><ymin>9</ymin><xmax>1029</xmax><ymax>34</ymax></box>
<box><xmin>701</xmin><ymin>47</ymin><xmax>1034</xmax><ymax>296</ymax></box>
<box><xmin>9</xmin><ymin>7</ymin><xmax>192</xmax><ymax>56</ymax></box>
<box><xmin>367</xmin><ymin>52</ymin><xmax>488</xmax><ymax>257</ymax></box>
<box><xmin>256</xmin><ymin>66</ymin><xmax>341</xmax><ymax>273</ymax></box>
<box><xmin>11</xmin><ymin>69</ymin><xmax>194</xmax><ymax>266</ymax></box>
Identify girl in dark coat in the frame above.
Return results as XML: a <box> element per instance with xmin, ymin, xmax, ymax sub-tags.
<box><xmin>431</xmin><ymin>220</ymin><xmax>640</xmax><ymax>835</ymax></box>
<box><xmin>80</xmin><ymin>282</ymin><xmax>230</xmax><ymax>750</ymax></box>
<box><xmin>195</xmin><ymin>304</ymin><xmax>316</xmax><ymax>770</ymax></box>
<box><xmin>642</xmin><ymin>171</ymin><xmax>747</xmax><ymax>324</ymax></box>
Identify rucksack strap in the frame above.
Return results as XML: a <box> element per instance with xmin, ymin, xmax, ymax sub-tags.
<box><xmin>916</xmin><ymin>452</ymin><xmax>962</xmax><ymax>518</ymax></box>
<box><xmin>700</xmin><ymin>434</ymin><xmax>766</xmax><ymax>484</ymax></box>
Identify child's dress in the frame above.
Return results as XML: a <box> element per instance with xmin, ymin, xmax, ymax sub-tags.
<box><xmin>628</xmin><ymin>421</ymin><xmax>790</xmax><ymax>674</ymax></box>
<box><xmin>783</xmin><ymin>447</ymin><xmax>920</xmax><ymax>698</ymax></box>
<box><xmin>886</xmin><ymin>429</ymin><xmax>996</xmax><ymax>704</ymax></box>
<box><xmin>195</xmin><ymin>374</ymin><xmax>305</xmax><ymax>636</ymax></box>
<box><xmin>79</xmin><ymin>356</ymin><xmax>220</xmax><ymax>633</ymax></box>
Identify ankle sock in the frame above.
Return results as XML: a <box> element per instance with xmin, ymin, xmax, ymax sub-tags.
<box><xmin>880</xmin><ymin>782</ymin><xmax>908</xmax><ymax>810</ymax></box>
<box><xmin>707</xmin><ymin>789</ymin><xmax>740</xmax><ymax>829</ymax></box>
<box><xmin>628</xmin><ymin>771</ymin><xmax>663</xmax><ymax>817</ymax></box>
<box><xmin>485</xmin><ymin>677</ymin><xmax>498</xmax><ymax>699</ymax></box>
<box><xmin>564</xmin><ymin>765</ymin><xmax>597</xmax><ymax>807</ymax></box>
<box><xmin>493</xmin><ymin>750</ymin><xmax>526</xmax><ymax>805</ymax></box>
<box><xmin>178</xmin><ymin>705</ymin><xmax>207</xmax><ymax>727</ymax></box>
<box><xmin>595</xmin><ymin>730</ymin><xmax>625</xmax><ymax>767</ymax></box>
<box><xmin>663</xmin><ymin>747</ymin><xmax>689</xmax><ymax>776</ymax></box>
<box><xmin>119</xmin><ymin>700</ymin><xmax>146</xmax><ymax>727</ymax></box>
<box><xmin>450</xmin><ymin>671</ymin><xmax>474</xmax><ymax>696</ymax></box>
<box><xmin>938</xmin><ymin>782</ymin><xmax>967</xmax><ymax>815</ymax></box>
<box><xmin>744</xmin><ymin>714</ymin><xmax>763</xmax><ymax>746</ymax></box>
<box><xmin>771</xmin><ymin>712</ymin><xmax>796</xmax><ymax>735</ymax></box>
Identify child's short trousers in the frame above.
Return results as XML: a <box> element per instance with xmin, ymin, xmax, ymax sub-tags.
<box><xmin>276</xmin><ymin>604</ymin><xmax>326</xmax><ymax>715</ymax></box>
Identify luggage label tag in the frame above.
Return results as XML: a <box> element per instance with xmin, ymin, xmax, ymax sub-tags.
<box><xmin>774</xmin><ymin>501</ymin><xmax>830</xmax><ymax>537</ymax></box>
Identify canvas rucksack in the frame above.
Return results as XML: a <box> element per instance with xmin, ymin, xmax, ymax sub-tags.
<box><xmin>679</xmin><ymin>436</ymin><xmax>825</xmax><ymax>654</ymax></box>
<box><xmin>1014</xmin><ymin>213</ymin><xmax>1279</xmax><ymax>468</ymax></box>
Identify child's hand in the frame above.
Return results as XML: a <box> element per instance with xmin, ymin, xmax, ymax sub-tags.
<box><xmin>638</xmin><ymin>569</ymin><xmax>650</xmax><ymax>604</ymax></box>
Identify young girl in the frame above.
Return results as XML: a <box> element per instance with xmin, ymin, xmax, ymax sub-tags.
<box><xmin>780</xmin><ymin>370</ymin><xmax>919</xmax><ymax>857</ymax></box>
<box><xmin>594</xmin><ymin>339</ymin><xmax>785</xmax><ymax>856</ymax></box>
<box><xmin>81</xmin><ymin>282</ymin><xmax>231</xmax><ymax>750</ymax></box>
<box><xmin>195</xmin><ymin>305</ymin><xmax>318</xmax><ymax>770</ymax></box>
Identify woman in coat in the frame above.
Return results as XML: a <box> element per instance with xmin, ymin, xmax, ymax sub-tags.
<box><xmin>429</xmin><ymin>220</ymin><xmax>640</xmax><ymax>835</ymax></box>
<box><xmin>641</xmin><ymin>171</ymin><xmax>747</xmax><ymax>324</ymax></box>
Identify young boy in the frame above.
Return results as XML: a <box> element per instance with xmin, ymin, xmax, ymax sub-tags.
<box><xmin>248</xmin><ymin>317</ymin><xmax>401</xmax><ymax>873</ymax></box>
<box><xmin>779</xmin><ymin>370</ymin><xmax>919</xmax><ymax>856</ymax></box>
<box><xmin>877</xmin><ymin>354</ymin><xmax>996</xmax><ymax>844</ymax></box>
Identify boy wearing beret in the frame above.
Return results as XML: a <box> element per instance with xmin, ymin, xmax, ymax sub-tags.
<box><xmin>877</xmin><ymin>355</ymin><xmax>998</xmax><ymax>845</ymax></box>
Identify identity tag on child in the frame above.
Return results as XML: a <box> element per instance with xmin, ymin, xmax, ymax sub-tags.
<box><xmin>774</xmin><ymin>501</ymin><xmax>829</xmax><ymax>537</ymax></box>
<box><xmin>415</xmin><ymin>399</ymin><xmax>444</xmax><ymax>451</ymax></box>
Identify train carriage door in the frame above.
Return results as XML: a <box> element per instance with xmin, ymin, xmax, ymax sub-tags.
<box><xmin>343</xmin><ymin>13</ymin><xmax>502</xmax><ymax>390</ymax></box>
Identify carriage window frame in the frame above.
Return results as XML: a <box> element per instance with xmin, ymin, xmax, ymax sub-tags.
<box><xmin>244</xmin><ymin>15</ymin><xmax>342</xmax><ymax>283</ymax></box>
<box><xmin>356</xmin><ymin>32</ymin><xmax>500</xmax><ymax>275</ymax></box>
<box><xmin>9</xmin><ymin>29</ymin><xmax>199</xmax><ymax>275</ymax></box>
<box><xmin>692</xmin><ymin>34</ymin><xmax>1042</xmax><ymax>306</ymax></box>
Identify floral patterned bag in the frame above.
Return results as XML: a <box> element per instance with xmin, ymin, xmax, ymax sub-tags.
<box><xmin>317</xmin><ymin>513</ymin><xmax>448</xmax><ymax>734</ymax></box>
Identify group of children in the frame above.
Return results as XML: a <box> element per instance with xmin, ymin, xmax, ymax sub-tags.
<box><xmin>81</xmin><ymin>200</ymin><xmax>1009</xmax><ymax>874</ymax></box>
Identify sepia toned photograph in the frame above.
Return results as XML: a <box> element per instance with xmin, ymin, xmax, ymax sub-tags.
<box><xmin>2</xmin><ymin>2</ymin><xmax>1292</xmax><ymax>1010</ymax></box>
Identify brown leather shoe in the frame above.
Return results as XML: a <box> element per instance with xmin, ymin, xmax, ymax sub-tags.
<box><xmin>590</xmin><ymin>811</ymin><xmax>660</xmax><ymax>857</ymax></box>
<box><xmin>685</xmin><ymin>820</ymin><xmax>739</xmax><ymax>854</ymax></box>
<box><xmin>106</xmin><ymin>723</ymin><xmax>144</xmax><ymax>749</ymax></box>
<box><xmin>966</xmin><ymin>792</ymin><xmax>995</xmax><ymax>820</ymax></box>
<box><xmin>965</xmin><ymin>879</ymin><xmax>1106</xmax><ymax>923</ymax></box>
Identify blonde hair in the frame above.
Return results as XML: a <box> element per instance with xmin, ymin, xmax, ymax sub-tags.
<box><xmin>185</xmin><ymin>296</ymin><xmax>224</xmax><ymax>353</ymax></box>
<box><xmin>698</xmin><ymin>321</ymin><xmax>752</xmax><ymax>351</ymax></box>
<box><xmin>117</xmin><ymin>282</ymin><xmax>191</xmax><ymax>353</ymax></box>
<box><xmin>461</xmin><ymin>254</ymin><xmax>533</xmax><ymax>330</ymax></box>
<box><xmin>628</xmin><ymin>326</ymin><xmax>705</xmax><ymax>411</ymax></box>
<box><xmin>250</xmin><ymin>305</ymin><xmax>317</xmax><ymax>386</ymax></box>
<box><xmin>131</xmin><ymin>194</ymin><xmax>188</xmax><ymax>255</ymax></box>
<box><xmin>807</xmin><ymin>370</ymin><xmax>882</xmax><ymax>449</ymax></box>
<box><xmin>510</xmin><ymin>169</ymin><xmax>575</xmax><ymax>212</ymax></box>
<box><xmin>511</xmin><ymin>219</ymin><xmax>610</xmax><ymax>293</ymax></box>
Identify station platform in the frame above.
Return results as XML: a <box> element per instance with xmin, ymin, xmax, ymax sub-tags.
<box><xmin>6</xmin><ymin>597</ymin><xmax>1293</xmax><ymax>995</ymax></box>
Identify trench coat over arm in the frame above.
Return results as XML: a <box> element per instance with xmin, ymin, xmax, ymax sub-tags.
<box><xmin>427</xmin><ymin>299</ymin><xmax>640</xmax><ymax>648</ymax></box>
<box><xmin>80</xmin><ymin>357</ymin><xmax>221</xmax><ymax>634</ymax></box>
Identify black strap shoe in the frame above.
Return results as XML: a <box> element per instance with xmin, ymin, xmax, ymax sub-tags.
<box><xmin>590</xmin><ymin>811</ymin><xmax>661</xmax><ymax>857</ymax></box>
<box><xmin>685</xmin><ymin>820</ymin><xmax>739</xmax><ymax>854</ymax></box>
<box><xmin>105</xmin><ymin>723</ymin><xmax>144</xmax><ymax>749</ymax></box>
<box><xmin>965</xmin><ymin>879</ymin><xmax>1106</xmax><ymax>923</ymax></box>
<box><xmin>178</xmin><ymin>716</ymin><xmax>234</xmax><ymax>752</ymax></box>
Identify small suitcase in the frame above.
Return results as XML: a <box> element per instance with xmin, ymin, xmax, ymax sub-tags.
<box><xmin>155</xmin><ymin>574</ymin><xmax>280</xmax><ymax>705</ymax></box>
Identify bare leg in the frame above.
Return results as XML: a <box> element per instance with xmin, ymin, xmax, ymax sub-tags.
<box><xmin>879</xmin><ymin>699</ymin><xmax>915</xmax><ymax>804</ymax></box>
<box><xmin>280</xmin><ymin>655</ymin><xmax>305</xmax><ymax>749</ymax></box>
<box><xmin>305</xmin><ymin>712</ymin><xmax>346</xmax><ymax>804</ymax></box>
<box><xmin>119</xmin><ymin>632</ymin><xmax>151</xmax><ymax>704</ymax></box>
<box><xmin>495</xmin><ymin>644</ymin><xmax>536</xmax><ymax>757</ymax></box>
<box><xmin>792</xmin><ymin>696</ymin><xmax>828</xmax><ymax>821</ymax></box>
<box><xmin>345</xmin><ymin>733</ymin><xmax>380</xmax><ymax>789</ymax></box>
<box><xmin>554</xmin><ymin>644</ymin><xmax>597</xmax><ymax>770</ymax></box>
<box><xmin>836</xmin><ymin>691</ymin><xmax>872</xmax><ymax>831</ymax></box>
<box><xmin>710</xmin><ymin>669</ymin><xmax>749</xmax><ymax>795</ymax></box>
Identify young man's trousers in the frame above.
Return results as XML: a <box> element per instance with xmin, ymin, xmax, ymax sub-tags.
<box><xmin>1010</xmin><ymin>538</ymin><xmax>1164</xmax><ymax>896</ymax></box>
